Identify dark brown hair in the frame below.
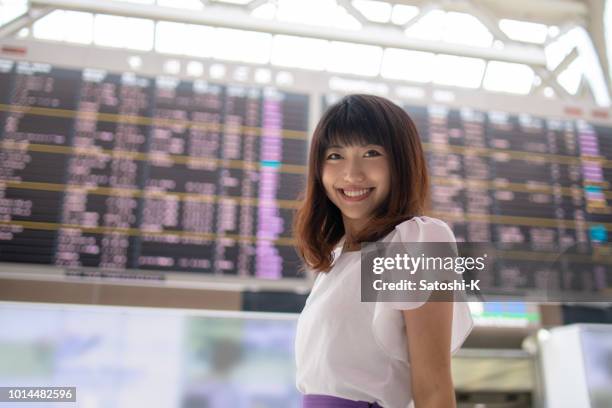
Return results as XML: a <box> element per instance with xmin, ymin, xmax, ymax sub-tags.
<box><xmin>293</xmin><ymin>94</ymin><xmax>430</xmax><ymax>272</ymax></box>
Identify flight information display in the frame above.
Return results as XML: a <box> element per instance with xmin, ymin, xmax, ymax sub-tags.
<box><xmin>1</xmin><ymin>59</ymin><xmax>611</xmax><ymax>293</ymax></box>
<box><xmin>403</xmin><ymin>103</ymin><xmax>612</xmax><ymax>297</ymax></box>
<box><xmin>0</xmin><ymin>60</ymin><xmax>309</xmax><ymax>279</ymax></box>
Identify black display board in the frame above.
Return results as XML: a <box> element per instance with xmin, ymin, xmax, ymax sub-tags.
<box><xmin>404</xmin><ymin>103</ymin><xmax>611</xmax><ymax>296</ymax></box>
<box><xmin>0</xmin><ymin>60</ymin><xmax>309</xmax><ymax>279</ymax></box>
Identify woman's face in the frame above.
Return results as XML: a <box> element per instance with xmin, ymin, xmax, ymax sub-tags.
<box><xmin>321</xmin><ymin>142</ymin><xmax>390</xmax><ymax>235</ymax></box>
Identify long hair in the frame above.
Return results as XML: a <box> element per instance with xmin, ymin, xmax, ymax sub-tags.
<box><xmin>293</xmin><ymin>94</ymin><xmax>430</xmax><ymax>272</ymax></box>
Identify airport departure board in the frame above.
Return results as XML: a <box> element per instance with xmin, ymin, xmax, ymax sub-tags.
<box><xmin>0</xmin><ymin>60</ymin><xmax>309</xmax><ymax>278</ymax></box>
<box><xmin>0</xmin><ymin>59</ymin><xmax>611</xmax><ymax>292</ymax></box>
<box><xmin>404</xmin><ymin>103</ymin><xmax>612</xmax><ymax>296</ymax></box>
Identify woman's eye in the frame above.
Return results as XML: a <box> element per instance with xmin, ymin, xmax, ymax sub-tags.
<box><xmin>364</xmin><ymin>150</ymin><xmax>382</xmax><ymax>157</ymax></box>
<box><xmin>326</xmin><ymin>153</ymin><xmax>342</xmax><ymax>160</ymax></box>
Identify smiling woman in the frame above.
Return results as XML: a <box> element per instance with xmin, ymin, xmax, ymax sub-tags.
<box><xmin>294</xmin><ymin>94</ymin><xmax>429</xmax><ymax>268</ymax></box>
<box><xmin>292</xmin><ymin>94</ymin><xmax>473</xmax><ymax>408</ymax></box>
<box><xmin>322</xmin><ymin>142</ymin><xmax>390</xmax><ymax>240</ymax></box>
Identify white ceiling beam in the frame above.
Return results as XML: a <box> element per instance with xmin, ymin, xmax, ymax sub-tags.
<box><xmin>390</xmin><ymin>0</ymin><xmax>588</xmax><ymax>24</ymax></box>
<box><xmin>533</xmin><ymin>66</ymin><xmax>575</xmax><ymax>100</ymax></box>
<box><xmin>584</xmin><ymin>0</ymin><xmax>610</xmax><ymax>95</ymax></box>
<box><xmin>544</xmin><ymin>22</ymin><xmax>577</xmax><ymax>47</ymax></box>
<box><xmin>400</xmin><ymin>3</ymin><xmax>439</xmax><ymax>30</ymax></box>
<box><xmin>461</xmin><ymin>1</ymin><xmax>512</xmax><ymax>43</ymax></box>
<box><xmin>246</xmin><ymin>0</ymin><xmax>272</xmax><ymax>12</ymax></box>
<box><xmin>532</xmin><ymin>47</ymin><xmax>579</xmax><ymax>95</ymax></box>
<box><xmin>0</xmin><ymin>6</ymin><xmax>54</xmax><ymax>39</ymax></box>
<box><xmin>30</xmin><ymin>0</ymin><xmax>547</xmax><ymax>66</ymax></box>
<box><xmin>336</xmin><ymin>0</ymin><xmax>370</xmax><ymax>26</ymax></box>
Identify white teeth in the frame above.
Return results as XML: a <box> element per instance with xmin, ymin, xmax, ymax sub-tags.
<box><xmin>342</xmin><ymin>188</ymin><xmax>371</xmax><ymax>197</ymax></box>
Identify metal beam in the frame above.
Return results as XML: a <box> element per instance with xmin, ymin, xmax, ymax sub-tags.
<box><xmin>30</xmin><ymin>0</ymin><xmax>547</xmax><ymax>66</ymax></box>
<box><xmin>391</xmin><ymin>0</ymin><xmax>588</xmax><ymax>25</ymax></box>
<box><xmin>584</xmin><ymin>0</ymin><xmax>610</xmax><ymax>96</ymax></box>
<box><xmin>0</xmin><ymin>7</ymin><xmax>54</xmax><ymax>39</ymax></box>
<box><xmin>246</xmin><ymin>0</ymin><xmax>272</xmax><ymax>12</ymax></box>
<box><xmin>532</xmin><ymin>47</ymin><xmax>579</xmax><ymax>96</ymax></box>
<box><xmin>462</xmin><ymin>1</ymin><xmax>512</xmax><ymax>43</ymax></box>
<box><xmin>336</xmin><ymin>0</ymin><xmax>369</xmax><ymax>26</ymax></box>
<box><xmin>533</xmin><ymin>67</ymin><xmax>575</xmax><ymax>100</ymax></box>
<box><xmin>400</xmin><ymin>2</ymin><xmax>439</xmax><ymax>30</ymax></box>
<box><xmin>544</xmin><ymin>22</ymin><xmax>577</xmax><ymax>47</ymax></box>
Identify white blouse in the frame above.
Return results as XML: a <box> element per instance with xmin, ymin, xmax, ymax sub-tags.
<box><xmin>295</xmin><ymin>216</ymin><xmax>474</xmax><ymax>408</ymax></box>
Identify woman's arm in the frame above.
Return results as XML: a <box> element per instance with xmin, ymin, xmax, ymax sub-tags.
<box><xmin>402</xmin><ymin>300</ymin><xmax>455</xmax><ymax>408</ymax></box>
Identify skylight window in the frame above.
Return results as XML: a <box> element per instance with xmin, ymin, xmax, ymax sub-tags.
<box><xmin>155</xmin><ymin>22</ymin><xmax>215</xmax><ymax>57</ymax></box>
<box><xmin>275</xmin><ymin>0</ymin><xmax>361</xmax><ymax>30</ymax></box>
<box><xmin>545</xmin><ymin>33</ymin><xmax>572</xmax><ymax>70</ymax></box>
<box><xmin>94</xmin><ymin>14</ymin><xmax>154</xmax><ymax>51</ymax></box>
<box><xmin>252</xmin><ymin>3</ymin><xmax>276</xmax><ymax>19</ymax></box>
<box><xmin>380</xmin><ymin>48</ymin><xmax>435</xmax><ymax>83</ymax></box>
<box><xmin>155</xmin><ymin>22</ymin><xmax>186</xmax><ymax>55</ymax></box>
<box><xmin>32</xmin><ymin>10</ymin><xmax>66</xmax><ymax>41</ymax></box>
<box><xmin>391</xmin><ymin>4</ymin><xmax>419</xmax><ymax>25</ymax></box>
<box><xmin>326</xmin><ymin>41</ymin><xmax>382</xmax><ymax>76</ymax></box>
<box><xmin>212</xmin><ymin>28</ymin><xmax>271</xmax><ymax>64</ymax></box>
<box><xmin>352</xmin><ymin>0</ymin><xmax>392</xmax><ymax>24</ymax></box>
<box><xmin>405</xmin><ymin>9</ymin><xmax>444</xmax><ymax>41</ymax></box>
<box><xmin>557</xmin><ymin>59</ymin><xmax>582</xmax><ymax>94</ymax></box>
<box><xmin>499</xmin><ymin>19</ymin><xmax>548</xmax><ymax>44</ymax></box>
<box><xmin>405</xmin><ymin>10</ymin><xmax>493</xmax><ymax>47</ymax></box>
<box><xmin>432</xmin><ymin>55</ymin><xmax>485</xmax><ymax>88</ymax></box>
<box><xmin>334</xmin><ymin>6</ymin><xmax>363</xmax><ymax>30</ymax></box>
<box><xmin>271</xmin><ymin>35</ymin><xmax>329</xmax><ymax>70</ymax></box>
<box><xmin>64</xmin><ymin>12</ymin><xmax>94</xmax><ymax>44</ymax></box>
<box><xmin>483</xmin><ymin>61</ymin><xmax>534</xmax><ymax>95</ymax></box>
<box><xmin>546</xmin><ymin>27</ymin><xmax>610</xmax><ymax>106</ymax></box>
<box><xmin>0</xmin><ymin>0</ymin><xmax>28</xmax><ymax>26</ymax></box>
<box><xmin>443</xmin><ymin>12</ymin><xmax>493</xmax><ymax>47</ymax></box>
<box><xmin>33</xmin><ymin>11</ymin><xmax>93</xmax><ymax>44</ymax></box>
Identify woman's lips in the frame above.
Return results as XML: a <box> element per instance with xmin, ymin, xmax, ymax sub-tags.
<box><xmin>337</xmin><ymin>188</ymin><xmax>374</xmax><ymax>202</ymax></box>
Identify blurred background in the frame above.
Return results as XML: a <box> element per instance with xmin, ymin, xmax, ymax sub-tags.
<box><xmin>0</xmin><ymin>0</ymin><xmax>611</xmax><ymax>407</ymax></box>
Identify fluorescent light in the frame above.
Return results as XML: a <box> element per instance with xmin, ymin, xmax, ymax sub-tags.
<box><xmin>483</xmin><ymin>61</ymin><xmax>534</xmax><ymax>95</ymax></box>
<box><xmin>499</xmin><ymin>19</ymin><xmax>548</xmax><ymax>44</ymax></box>
<box><xmin>212</xmin><ymin>28</ymin><xmax>271</xmax><ymax>64</ymax></box>
<box><xmin>391</xmin><ymin>4</ymin><xmax>419</xmax><ymax>25</ymax></box>
<box><xmin>326</xmin><ymin>41</ymin><xmax>382</xmax><ymax>76</ymax></box>
<box><xmin>352</xmin><ymin>0</ymin><xmax>392</xmax><ymax>23</ymax></box>
<box><xmin>432</xmin><ymin>55</ymin><xmax>485</xmax><ymax>88</ymax></box>
<box><xmin>405</xmin><ymin>10</ymin><xmax>492</xmax><ymax>47</ymax></box>
<box><xmin>271</xmin><ymin>35</ymin><xmax>329</xmax><ymax>71</ymax></box>
<box><xmin>381</xmin><ymin>48</ymin><xmax>434</xmax><ymax>83</ymax></box>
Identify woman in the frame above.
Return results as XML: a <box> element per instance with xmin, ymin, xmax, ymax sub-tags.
<box><xmin>293</xmin><ymin>94</ymin><xmax>473</xmax><ymax>408</ymax></box>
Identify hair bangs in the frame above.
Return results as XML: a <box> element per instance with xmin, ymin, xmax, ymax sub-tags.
<box><xmin>320</xmin><ymin>100</ymin><xmax>387</xmax><ymax>151</ymax></box>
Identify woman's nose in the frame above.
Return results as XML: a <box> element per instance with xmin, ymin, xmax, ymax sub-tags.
<box><xmin>343</xmin><ymin>160</ymin><xmax>366</xmax><ymax>182</ymax></box>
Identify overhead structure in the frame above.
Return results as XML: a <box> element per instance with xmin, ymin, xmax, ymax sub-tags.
<box><xmin>0</xmin><ymin>0</ymin><xmax>610</xmax><ymax>106</ymax></box>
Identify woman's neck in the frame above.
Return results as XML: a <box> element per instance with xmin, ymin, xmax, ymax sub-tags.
<box><xmin>342</xmin><ymin>226</ymin><xmax>366</xmax><ymax>252</ymax></box>
<box><xmin>342</xmin><ymin>215</ymin><xmax>369</xmax><ymax>243</ymax></box>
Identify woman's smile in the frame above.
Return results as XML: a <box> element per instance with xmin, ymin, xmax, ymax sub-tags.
<box><xmin>337</xmin><ymin>187</ymin><xmax>375</xmax><ymax>202</ymax></box>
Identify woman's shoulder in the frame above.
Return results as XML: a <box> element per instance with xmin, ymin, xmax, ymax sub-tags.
<box><xmin>393</xmin><ymin>216</ymin><xmax>456</xmax><ymax>243</ymax></box>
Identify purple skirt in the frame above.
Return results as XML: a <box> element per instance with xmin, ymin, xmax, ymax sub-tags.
<box><xmin>302</xmin><ymin>394</ymin><xmax>383</xmax><ymax>408</ymax></box>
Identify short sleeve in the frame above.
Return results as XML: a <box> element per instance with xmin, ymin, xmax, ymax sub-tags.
<box><xmin>371</xmin><ymin>217</ymin><xmax>474</xmax><ymax>362</ymax></box>
<box><xmin>387</xmin><ymin>216</ymin><xmax>458</xmax><ymax>311</ymax></box>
